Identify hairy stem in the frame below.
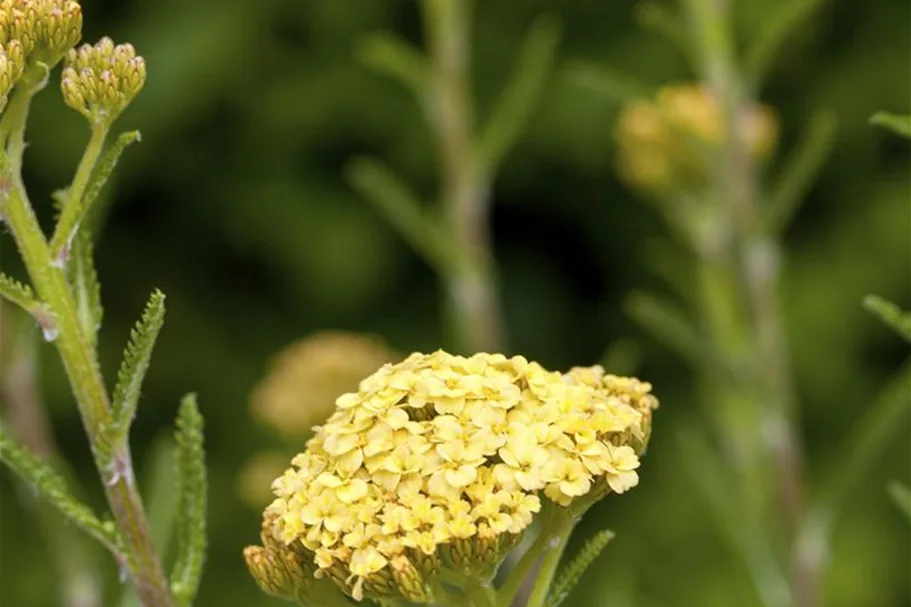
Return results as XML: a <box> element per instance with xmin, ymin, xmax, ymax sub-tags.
<box><xmin>2</xmin><ymin>76</ymin><xmax>173</xmax><ymax>607</ymax></box>
<box><xmin>685</xmin><ymin>0</ymin><xmax>808</xmax><ymax>604</ymax></box>
<box><xmin>523</xmin><ymin>519</ymin><xmax>574</xmax><ymax>607</ymax></box>
<box><xmin>422</xmin><ymin>0</ymin><xmax>503</xmax><ymax>353</ymax></box>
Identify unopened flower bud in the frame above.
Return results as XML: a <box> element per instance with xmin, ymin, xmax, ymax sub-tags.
<box><xmin>60</xmin><ymin>35</ymin><xmax>145</xmax><ymax>126</ymax></box>
<box><xmin>615</xmin><ymin>83</ymin><xmax>779</xmax><ymax>198</ymax></box>
<box><xmin>36</xmin><ymin>0</ymin><xmax>81</xmax><ymax>61</ymax></box>
<box><xmin>0</xmin><ymin>40</ymin><xmax>25</xmax><ymax>100</ymax></box>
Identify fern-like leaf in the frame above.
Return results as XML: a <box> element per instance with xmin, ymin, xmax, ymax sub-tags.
<box><xmin>863</xmin><ymin>295</ymin><xmax>911</xmax><ymax>343</ymax></box>
<box><xmin>0</xmin><ymin>273</ymin><xmax>37</xmax><ymax>311</ymax></box>
<box><xmin>111</xmin><ymin>290</ymin><xmax>166</xmax><ymax>440</ymax></box>
<box><xmin>0</xmin><ymin>425</ymin><xmax>123</xmax><ymax>557</ymax></box>
<box><xmin>170</xmin><ymin>394</ymin><xmax>207</xmax><ymax>607</ymax></box>
<box><xmin>50</xmin><ymin>131</ymin><xmax>141</xmax><ymax>257</ymax></box>
<box><xmin>545</xmin><ymin>529</ymin><xmax>615</xmax><ymax>607</ymax></box>
<box><xmin>68</xmin><ymin>229</ymin><xmax>103</xmax><ymax>346</ymax></box>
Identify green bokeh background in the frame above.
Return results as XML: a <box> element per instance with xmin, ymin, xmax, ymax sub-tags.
<box><xmin>1</xmin><ymin>0</ymin><xmax>909</xmax><ymax>606</ymax></box>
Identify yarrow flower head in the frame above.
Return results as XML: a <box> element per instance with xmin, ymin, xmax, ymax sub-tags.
<box><xmin>615</xmin><ymin>83</ymin><xmax>778</xmax><ymax>197</ymax></box>
<box><xmin>245</xmin><ymin>350</ymin><xmax>658</xmax><ymax>603</ymax></box>
<box><xmin>61</xmin><ymin>36</ymin><xmax>145</xmax><ymax>125</ymax></box>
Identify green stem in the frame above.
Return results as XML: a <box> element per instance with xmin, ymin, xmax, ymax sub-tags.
<box><xmin>49</xmin><ymin>124</ymin><xmax>109</xmax><ymax>257</ymax></box>
<box><xmin>523</xmin><ymin>519</ymin><xmax>574</xmax><ymax>607</ymax></box>
<box><xmin>685</xmin><ymin>0</ymin><xmax>807</xmax><ymax>605</ymax></box>
<box><xmin>2</xmin><ymin>81</ymin><xmax>173</xmax><ymax>607</ymax></box>
<box><xmin>422</xmin><ymin>0</ymin><xmax>503</xmax><ymax>354</ymax></box>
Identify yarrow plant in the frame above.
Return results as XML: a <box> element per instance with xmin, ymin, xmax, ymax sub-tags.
<box><xmin>0</xmin><ymin>2</ymin><xmax>206</xmax><ymax>607</ymax></box>
<box><xmin>245</xmin><ymin>350</ymin><xmax>658</xmax><ymax>606</ymax></box>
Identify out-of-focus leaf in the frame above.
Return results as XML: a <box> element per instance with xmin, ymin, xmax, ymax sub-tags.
<box><xmin>863</xmin><ymin>295</ymin><xmax>911</xmax><ymax>343</ymax></box>
<box><xmin>870</xmin><ymin>113</ymin><xmax>911</xmax><ymax>139</ymax></box>
<box><xmin>562</xmin><ymin>60</ymin><xmax>652</xmax><ymax>106</ymax></box>
<box><xmin>765</xmin><ymin>110</ymin><xmax>837</xmax><ymax>235</ymax></box>
<box><xmin>887</xmin><ymin>482</ymin><xmax>911</xmax><ymax>522</ymax></box>
<box><xmin>477</xmin><ymin>15</ymin><xmax>562</xmax><ymax>177</ymax></box>
<box><xmin>745</xmin><ymin>0</ymin><xmax>827</xmax><ymax>87</ymax></box>
<box><xmin>356</xmin><ymin>32</ymin><xmax>427</xmax><ymax>97</ymax></box>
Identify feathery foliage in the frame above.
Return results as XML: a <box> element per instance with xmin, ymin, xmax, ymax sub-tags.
<box><xmin>0</xmin><ymin>426</ymin><xmax>123</xmax><ymax>557</ymax></box>
<box><xmin>545</xmin><ymin>529</ymin><xmax>615</xmax><ymax>607</ymax></box>
<box><xmin>170</xmin><ymin>394</ymin><xmax>207</xmax><ymax>607</ymax></box>
<box><xmin>67</xmin><ymin>229</ymin><xmax>104</xmax><ymax>346</ymax></box>
<box><xmin>112</xmin><ymin>290</ymin><xmax>167</xmax><ymax>440</ymax></box>
<box><xmin>863</xmin><ymin>295</ymin><xmax>911</xmax><ymax>343</ymax></box>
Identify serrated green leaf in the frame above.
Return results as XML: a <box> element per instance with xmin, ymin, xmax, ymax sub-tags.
<box><xmin>68</xmin><ymin>229</ymin><xmax>103</xmax><ymax>347</ymax></box>
<box><xmin>0</xmin><ymin>426</ymin><xmax>123</xmax><ymax>557</ymax></box>
<box><xmin>476</xmin><ymin>14</ymin><xmax>561</xmax><ymax>178</ymax></box>
<box><xmin>0</xmin><ymin>273</ymin><xmax>36</xmax><ymax>311</ymax></box>
<box><xmin>356</xmin><ymin>32</ymin><xmax>427</xmax><ymax>96</ymax></box>
<box><xmin>0</xmin><ymin>273</ymin><xmax>58</xmax><ymax>340</ymax></box>
<box><xmin>170</xmin><ymin>394</ymin><xmax>207</xmax><ymax>607</ymax></box>
<box><xmin>870</xmin><ymin>112</ymin><xmax>911</xmax><ymax>139</ymax></box>
<box><xmin>864</xmin><ymin>295</ymin><xmax>911</xmax><ymax>342</ymax></box>
<box><xmin>112</xmin><ymin>290</ymin><xmax>166</xmax><ymax>440</ymax></box>
<box><xmin>50</xmin><ymin>131</ymin><xmax>141</xmax><ymax>257</ymax></box>
<box><xmin>545</xmin><ymin>529</ymin><xmax>615</xmax><ymax>607</ymax></box>
<box><xmin>765</xmin><ymin>110</ymin><xmax>837</xmax><ymax>235</ymax></box>
<box><xmin>887</xmin><ymin>482</ymin><xmax>911</xmax><ymax>522</ymax></box>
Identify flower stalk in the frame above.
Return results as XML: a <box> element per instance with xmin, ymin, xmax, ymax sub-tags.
<box><xmin>0</xmin><ymin>4</ymin><xmax>203</xmax><ymax>606</ymax></box>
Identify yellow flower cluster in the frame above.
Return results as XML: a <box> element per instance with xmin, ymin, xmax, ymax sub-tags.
<box><xmin>251</xmin><ymin>331</ymin><xmax>399</xmax><ymax>440</ymax></box>
<box><xmin>248</xmin><ymin>350</ymin><xmax>658</xmax><ymax>602</ymax></box>
<box><xmin>615</xmin><ymin>83</ymin><xmax>778</xmax><ymax>197</ymax></box>
<box><xmin>61</xmin><ymin>36</ymin><xmax>146</xmax><ymax>124</ymax></box>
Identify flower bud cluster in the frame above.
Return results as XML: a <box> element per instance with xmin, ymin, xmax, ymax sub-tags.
<box><xmin>246</xmin><ymin>350</ymin><xmax>658</xmax><ymax>603</ymax></box>
<box><xmin>0</xmin><ymin>0</ymin><xmax>82</xmax><ymax>64</ymax></box>
<box><xmin>615</xmin><ymin>83</ymin><xmax>778</xmax><ymax>197</ymax></box>
<box><xmin>61</xmin><ymin>36</ymin><xmax>145</xmax><ymax>124</ymax></box>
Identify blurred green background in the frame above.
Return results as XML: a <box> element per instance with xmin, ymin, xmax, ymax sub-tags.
<box><xmin>1</xmin><ymin>0</ymin><xmax>909</xmax><ymax>606</ymax></box>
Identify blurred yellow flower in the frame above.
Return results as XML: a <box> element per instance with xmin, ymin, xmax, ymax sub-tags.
<box><xmin>250</xmin><ymin>331</ymin><xmax>399</xmax><ymax>440</ymax></box>
<box><xmin>245</xmin><ymin>350</ymin><xmax>658</xmax><ymax>603</ymax></box>
<box><xmin>615</xmin><ymin>83</ymin><xmax>779</xmax><ymax>197</ymax></box>
<box><xmin>235</xmin><ymin>451</ymin><xmax>291</xmax><ymax>509</ymax></box>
